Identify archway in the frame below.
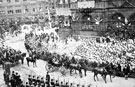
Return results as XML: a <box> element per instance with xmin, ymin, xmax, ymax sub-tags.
<box><xmin>111</xmin><ymin>13</ymin><xmax>125</xmax><ymax>21</ymax></box>
<box><xmin>82</xmin><ymin>13</ymin><xmax>92</xmax><ymax>24</ymax></box>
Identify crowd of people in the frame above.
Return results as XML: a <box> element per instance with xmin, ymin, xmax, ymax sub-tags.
<box><xmin>0</xmin><ymin>45</ymin><xmax>26</xmax><ymax>67</ymax></box>
<box><xmin>1</xmin><ymin>17</ymin><xmax>135</xmax><ymax>86</ymax></box>
<box><xmin>25</xmin><ymin>30</ymin><xmax>135</xmax><ymax>67</ymax></box>
<box><xmin>24</xmin><ymin>30</ymin><xmax>135</xmax><ymax>79</ymax></box>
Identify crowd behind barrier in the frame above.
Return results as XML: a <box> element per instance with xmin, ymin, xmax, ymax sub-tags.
<box><xmin>25</xmin><ymin>31</ymin><xmax>135</xmax><ymax>67</ymax></box>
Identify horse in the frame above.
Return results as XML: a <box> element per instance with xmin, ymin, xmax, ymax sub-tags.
<box><xmin>24</xmin><ymin>42</ymin><xmax>31</xmax><ymax>52</ymax></box>
<box><xmin>0</xmin><ymin>59</ymin><xmax>4</xmax><ymax>69</ymax></box>
<box><xmin>63</xmin><ymin>57</ymin><xmax>82</xmax><ymax>77</ymax></box>
<box><xmin>15</xmin><ymin>53</ymin><xmax>26</xmax><ymax>65</ymax></box>
<box><xmin>91</xmin><ymin>63</ymin><xmax>116</xmax><ymax>83</ymax></box>
<box><xmin>26</xmin><ymin>56</ymin><xmax>37</xmax><ymax>67</ymax></box>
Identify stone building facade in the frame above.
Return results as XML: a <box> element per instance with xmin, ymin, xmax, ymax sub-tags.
<box><xmin>69</xmin><ymin>0</ymin><xmax>135</xmax><ymax>36</ymax></box>
<box><xmin>0</xmin><ymin>0</ymin><xmax>49</xmax><ymax>20</ymax></box>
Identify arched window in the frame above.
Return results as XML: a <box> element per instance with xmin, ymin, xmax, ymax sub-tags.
<box><xmin>82</xmin><ymin>13</ymin><xmax>92</xmax><ymax>24</ymax></box>
<box><xmin>111</xmin><ymin>13</ymin><xmax>125</xmax><ymax>28</ymax></box>
<box><xmin>129</xmin><ymin>13</ymin><xmax>135</xmax><ymax>25</ymax></box>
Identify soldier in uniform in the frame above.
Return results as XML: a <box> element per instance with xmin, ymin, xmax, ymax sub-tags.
<box><xmin>55</xmin><ymin>80</ymin><xmax>59</xmax><ymax>87</ymax></box>
<box><xmin>65</xmin><ymin>82</ymin><xmax>69</xmax><ymax>87</ymax></box>
<box><xmin>11</xmin><ymin>71</ymin><xmax>15</xmax><ymax>79</ymax></box>
<box><xmin>32</xmin><ymin>75</ymin><xmax>37</xmax><ymax>86</ymax></box>
<box><xmin>17</xmin><ymin>75</ymin><xmax>22</xmax><ymax>87</ymax></box>
<box><xmin>70</xmin><ymin>83</ymin><xmax>73</xmax><ymax>87</ymax></box>
<box><xmin>78</xmin><ymin>65</ymin><xmax>82</xmax><ymax>78</ymax></box>
<box><xmin>46</xmin><ymin>72</ymin><xmax>50</xmax><ymax>83</ymax></box>
<box><xmin>36</xmin><ymin>76</ymin><xmax>41</xmax><ymax>86</ymax></box>
<box><xmin>40</xmin><ymin>77</ymin><xmax>45</xmax><ymax>87</ymax></box>
<box><xmin>28</xmin><ymin>75</ymin><xmax>32</xmax><ymax>85</ymax></box>
<box><xmin>3</xmin><ymin>71</ymin><xmax>10</xmax><ymax>86</ymax></box>
<box><xmin>123</xmin><ymin>64</ymin><xmax>130</xmax><ymax>80</ymax></box>
<box><xmin>50</xmin><ymin>79</ymin><xmax>55</xmax><ymax>87</ymax></box>
<box><xmin>9</xmin><ymin>76</ymin><xmax>16</xmax><ymax>87</ymax></box>
<box><xmin>26</xmin><ymin>82</ymin><xmax>30</xmax><ymax>87</ymax></box>
<box><xmin>20</xmin><ymin>81</ymin><xmax>25</xmax><ymax>87</ymax></box>
<box><xmin>3</xmin><ymin>71</ymin><xmax>6</xmax><ymax>84</ymax></box>
<box><xmin>45</xmin><ymin>78</ymin><xmax>50</xmax><ymax>87</ymax></box>
<box><xmin>77</xmin><ymin>84</ymin><xmax>80</xmax><ymax>87</ymax></box>
<box><xmin>16</xmin><ymin>74</ymin><xmax>21</xmax><ymax>86</ymax></box>
<box><xmin>82</xmin><ymin>85</ymin><xmax>85</xmax><ymax>87</ymax></box>
<box><xmin>60</xmin><ymin>82</ymin><xmax>64</xmax><ymax>87</ymax></box>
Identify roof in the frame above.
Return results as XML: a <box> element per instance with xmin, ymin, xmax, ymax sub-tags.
<box><xmin>120</xmin><ymin>0</ymin><xmax>135</xmax><ymax>8</ymax></box>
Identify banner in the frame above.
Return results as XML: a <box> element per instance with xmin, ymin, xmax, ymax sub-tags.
<box><xmin>56</xmin><ymin>8</ymin><xmax>71</xmax><ymax>16</ymax></box>
<box><xmin>71</xmin><ymin>0</ymin><xmax>78</xmax><ymax>3</ymax></box>
<box><xmin>78</xmin><ymin>1</ymin><xmax>95</xmax><ymax>8</ymax></box>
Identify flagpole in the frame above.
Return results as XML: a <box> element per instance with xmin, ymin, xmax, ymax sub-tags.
<box><xmin>48</xmin><ymin>0</ymin><xmax>52</xmax><ymax>29</ymax></box>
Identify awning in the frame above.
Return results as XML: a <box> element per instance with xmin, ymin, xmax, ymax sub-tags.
<box><xmin>56</xmin><ymin>8</ymin><xmax>71</xmax><ymax>16</ymax></box>
<box><xmin>78</xmin><ymin>1</ymin><xmax>95</xmax><ymax>8</ymax></box>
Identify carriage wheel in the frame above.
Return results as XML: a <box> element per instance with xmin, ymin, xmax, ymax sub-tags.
<box><xmin>45</xmin><ymin>64</ymin><xmax>53</xmax><ymax>73</ymax></box>
<box><xmin>60</xmin><ymin>67</ymin><xmax>67</xmax><ymax>76</ymax></box>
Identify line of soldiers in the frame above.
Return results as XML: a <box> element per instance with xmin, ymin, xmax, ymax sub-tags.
<box><xmin>3</xmin><ymin>70</ymin><xmax>24</xmax><ymax>87</ymax></box>
<box><xmin>25</xmin><ymin>72</ymin><xmax>92</xmax><ymax>87</ymax></box>
<box><xmin>9</xmin><ymin>71</ymin><xmax>24</xmax><ymax>87</ymax></box>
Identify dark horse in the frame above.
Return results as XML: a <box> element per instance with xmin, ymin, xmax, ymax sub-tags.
<box><xmin>0</xmin><ymin>59</ymin><xmax>4</xmax><ymax>69</ymax></box>
<box><xmin>26</xmin><ymin>56</ymin><xmax>37</xmax><ymax>67</ymax></box>
<box><xmin>15</xmin><ymin>53</ymin><xmax>26</xmax><ymax>65</ymax></box>
<box><xmin>91</xmin><ymin>62</ymin><xmax>116</xmax><ymax>83</ymax></box>
<box><xmin>63</xmin><ymin>58</ymin><xmax>82</xmax><ymax>77</ymax></box>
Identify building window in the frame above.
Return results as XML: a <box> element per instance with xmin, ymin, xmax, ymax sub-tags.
<box><xmin>33</xmin><ymin>8</ymin><xmax>35</xmax><ymax>12</ymax></box>
<box><xmin>46</xmin><ymin>6</ymin><xmax>48</xmax><ymax>9</ymax></box>
<box><xmin>0</xmin><ymin>0</ymin><xmax>3</xmax><ymax>2</ymax></box>
<box><xmin>52</xmin><ymin>6</ymin><xmax>54</xmax><ymax>9</ymax></box>
<box><xmin>15</xmin><ymin>0</ymin><xmax>19</xmax><ymax>2</ymax></box>
<box><xmin>7</xmin><ymin>10</ymin><xmax>13</xmax><ymax>14</ymax></box>
<box><xmin>7</xmin><ymin>0</ymin><xmax>11</xmax><ymax>3</ymax></box>
<box><xmin>25</xmin><ymin>8</ymin><xmax>28</xmax><ymax>13</ymax></box>
<box><xmin>16</xmin><ymin>9</ymin><xmax>21</xmax><ymax>13</ymax></box>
